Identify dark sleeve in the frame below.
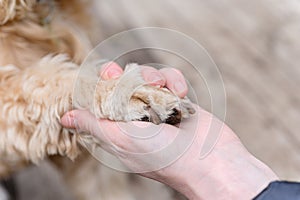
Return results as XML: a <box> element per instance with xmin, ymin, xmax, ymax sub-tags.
<box><xmin>253</xmin><ymin>181</ymin><xmax>300</xmax><ymax>200</ymax></box>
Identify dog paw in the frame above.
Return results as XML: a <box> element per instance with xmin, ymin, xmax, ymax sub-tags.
<box><xmin>96</xmin><ymin>64</ymin><xmax>195</xmax><ymax>125</ymax></box>
<box><xmin>128</xmin><ymin>86</ymin><xmax>195</xmax><ymax>125</ymax></box>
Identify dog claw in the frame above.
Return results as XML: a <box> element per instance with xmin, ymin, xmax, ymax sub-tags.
<box><xmin>147</xmin><ymin>107</ymin><xmax>162</xmax><ymax>125</ymax></box>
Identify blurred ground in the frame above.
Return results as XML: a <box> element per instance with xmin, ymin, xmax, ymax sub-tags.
<box><xmin>14</xmin><ymin>0</ymin><xmax>300</xmax><ymax>199</ymax></box>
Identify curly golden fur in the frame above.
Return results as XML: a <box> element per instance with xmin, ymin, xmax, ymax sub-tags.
<box><xmin>0</xmin><ymin>0</ymin><xmax>95</xmax><ymax>177</ymax></box>
<box><xmin>0</xmin><ymin>1</ymin><xmax>194</xmax><ymax>199</ymax></box>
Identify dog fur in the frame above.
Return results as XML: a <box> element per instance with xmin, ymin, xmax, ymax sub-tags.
<box><xmin>0</xmin><ymin>1</ymin><xmax>193</xmax><ymax>199</ymax></box>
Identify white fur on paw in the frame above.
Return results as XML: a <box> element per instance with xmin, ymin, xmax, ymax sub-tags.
<box><xmin>98</xmin><ymin>63</ymin><xmax>195</xmax><ymax>125</ymax></box>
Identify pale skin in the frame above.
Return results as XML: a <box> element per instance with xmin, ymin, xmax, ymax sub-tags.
<box><xmin>61</xmin><ymin>63</ymin><xmax>278</xmax><ymax>200</ymax></box>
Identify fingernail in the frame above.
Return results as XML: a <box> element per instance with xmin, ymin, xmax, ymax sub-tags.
<box><xmin>150</xmin><ymin>75</ymin><xmax>162</xmax><ymax>82</ymax></box>
<box><xmin>147</xmin><ymin>73</ymin><xmax>163</xmax><ymax>84</ymax></box>
<box><xmin>174</xmin><ymin>81</ymin><xmax>186</xmax><ymax>94</ymax></box>
<box><xmin>108</xmin><ymin>69</ymin><xmax>122</xmax><ymax>79</ymax></box>
<box><xmin>61</xmin><ymin>114</ymin><xmax>77</xmax><ymax>128</ymax></box>
<box><xmin>68</xmin><ymin>116</ymin><xmax>75</xmax><ymax>127</ymax></box>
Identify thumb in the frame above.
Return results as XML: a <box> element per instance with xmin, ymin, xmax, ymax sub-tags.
<box><xmin>60</xmin><ymin>110</ymin><xmax>98</xmax><ymax>132</ymax></box>
<box><xmin>60</xmin><ymin>110</ymin><xmax>121</xmax><ymax>143</ymax></box>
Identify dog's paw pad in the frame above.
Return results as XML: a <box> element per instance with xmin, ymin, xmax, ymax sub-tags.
<box><xmin>165</xmin><ymin>108</ymin><xmax>182</xmax><ymax>125</ymax></box>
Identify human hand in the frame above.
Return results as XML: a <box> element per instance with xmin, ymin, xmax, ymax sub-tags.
<box><xmin>61</xmin><ymin>63</ymin><xmax>278</xmax><ymax>199</ymax></box>
<box><xmin>99</xmin><ymin>62</ymin><xmax>188</xmax><ymax>98</ymax></box>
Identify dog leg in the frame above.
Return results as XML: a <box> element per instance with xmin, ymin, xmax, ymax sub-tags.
<box><xmin>0</xmin><ymin>54</ymin><xmax>81</xmax><ymax>177</ymax></box>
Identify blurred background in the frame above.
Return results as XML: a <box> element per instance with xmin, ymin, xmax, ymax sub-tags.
<box><xmin>13</xmin><ymin>0</ymin><xmax>300</xmax><ymax>199</ymax></box>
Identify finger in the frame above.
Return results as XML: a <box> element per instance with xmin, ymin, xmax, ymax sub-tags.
<box><xmin>60</xmin><ymin>110</ymin><xmax>123</xmax><ymax>143</ymax></box>
<box><xmin>159</xmin><ymin>68</ymin><xmax>188</xmax><ymax>98</ymax></box>
<box><xmin>60</xmin><ymin>111</ymin><xmax>77</xmax><ymax>128</ymax></box>
<box><xmin>60</xmin><ymin>110</ymin><xmax>108</xmax><ymax>138</ymax></box>
<box><xmin>60</xmin><ymin>110</ymin><xmax>97</xmax><ymax>132</ymax></box>
<box><xmin>99</xmin><ymin>62</ymin><xmax>123</xmax><ymax>80</ymax></box>
<box><xmin>141</xmin><ymin>66</ymin><xmax>166</xmax><ymax>87</ymax></box>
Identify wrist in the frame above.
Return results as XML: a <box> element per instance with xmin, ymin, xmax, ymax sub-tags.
<box><xmin>185</xmin><ymin>154</ymin><xmax>278</xmax><ymax>199</ymax></box>
<box><xmin>161</xmin><ymin>148</ymin><xmax>278</xmax><ymax>199</ymax></box>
